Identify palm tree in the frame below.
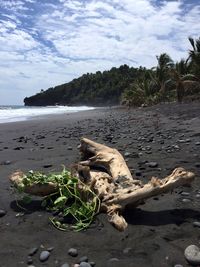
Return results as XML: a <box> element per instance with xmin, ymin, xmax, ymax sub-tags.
<box><xmin>187</xmin><ymin>37</ymin><xmax>200</xmax><ymax>79</ymax></box>
<box><xmin>154</xmin><ymin>53</ymin><xmax>174</xmax><ymax>94</ymax></box>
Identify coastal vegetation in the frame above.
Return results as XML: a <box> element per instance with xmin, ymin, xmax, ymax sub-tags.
<box><xmin>24</xmin><ymin>37</ymin><xmax>200</xmax><ymax>107</ymax></box>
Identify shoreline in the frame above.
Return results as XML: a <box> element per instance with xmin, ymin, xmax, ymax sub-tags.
<box><xmin>0</xmin><ymin>102</ymin><xmax>200</xmax><ymax>266</ymax></box>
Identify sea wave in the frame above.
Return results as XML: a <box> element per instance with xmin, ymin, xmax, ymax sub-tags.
<box><xmin>0</xmin><ymin>105</ymin><xmax>95</xmax><ymax>123</ymax></box>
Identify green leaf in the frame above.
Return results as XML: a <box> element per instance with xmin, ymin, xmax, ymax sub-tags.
<box><xmin>54</xmin><ymin>196</ymin><xmax>67</xmax><ymax>205</ymax></box>
<box><xmin>22</xmin><ymin>195</ymin><xmax>32</xmax><ymax>204</ymax></box>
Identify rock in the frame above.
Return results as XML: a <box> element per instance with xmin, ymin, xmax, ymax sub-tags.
<box><xmin>193</xmin><ymin>222</ymin><xmax>200</xmax><ymax>228</ymax></box>
<box><xmin>89</xmin><ymin>262</ymin><xmax>96</xmax><ymax>267</ymax></box>
<box><xmin>184</xmin><ymin>245</ymin><xmax>200</xmax><ymax>265</ymax></box>
<box><xmin>27</xmin><ymin>256</ymin><xmax>33</xmax><ymax>264</ymax></box>
<box><xmin>28</xmin><ymin>247</ymin><xmax>38</xmax><ymax>256</ymax></box>
<box><xmin>2</xmin><ymin>160</ymin><xmax>11</xmax><ymax>165</ymax></box>
<box><xmin>195</xmin><ymin>163</ymin><xmax>200</xmax><ymax>168</ymax></box>
<box><xmin>67</xmin><ymin>146</ymin><xmax>73</xmax><ymax>150</ymax></box>
<box><xmin>147</xmin><ymin>162</ymin><xmax>158</xmax><ymax>168</ymax></box>
<box><xmin>123</xmin><ymin>247</ymin><xmax>131</xmax><ymax>254</ymax></box>
<box><xmin>181</xmin><ymin>192</ymin><xmax>190</xmax><ymax>196</ymax></box>
<box><xmin>39</xmin><ymin>250</ymin><xmax>50</xmax><ymax>262</ymax></box>
<box><xmin>0</xmin><ymin>209</ymin><xmax>6</xmax><ymax>217</ymax></box>
<box><xmin>79</xmin><ymin>256</ymin><xmax>88</xmax><ymax>263</ymax></box>
<box><xmin>195</xmin><ymin>194</ymin><xmax>200</xmax><ymax>198</ymax></box>
<box><xmin>61</xmin><ymin>263</ymin><xmax>70</xmax><ymax>267</ymax></box>
<box><xmin>195</xmin><ymin>142</ymin><xmax>200</xmax><ymax>146</ymax></box>
<box><xmin>174</xmin><ymin>265</ymin><xmax>183</xmax><ymax>267</ymax></box>
<box><xmin>47</xmin><ymin>246</ymin><xmax>54</xmax><ymax>252</ymax></box>
<box><xmin>68</xmin><ymin>248</ymin><xmax>78</xmax><ymax>257</ymax></box>
<box><xmin>109</xmin><ymin>258</ymin><xmax>120</xmax><ymax>262</ymax></box>
<box><xmin>124</xmin><ymin>152</ymin><xmax>131</xmax><ymax>157</ymax></box>
<box><xmin>79</xmin><ymin>263</ymin><xmax>91</xmax><ymax>267</ymax></box>
<box><xmin>43</xmin><ymin>164</ymin><xmax>53</xmax><ymax>168</ymax></box>
<box><xmin>182</xmin><ymin>198</ymin><xmax>191</xmax><ymax>203</ymax></box>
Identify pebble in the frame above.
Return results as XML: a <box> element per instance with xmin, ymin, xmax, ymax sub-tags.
<box><xmin>39</xmin><ymin>250</ymin><xmax>50</xmax><ymax>262</ymax></box>
<box><xmin>79</xmin><ymin>263</ymin><xmax>91</xmax><ymax>267</ymax></box>
<box><xmin>181</xmin><ymin>192</ymin><xmax>190</xmax><ymax>196</ymax></box>
<box><xmin>108</xmin><ymin>258</ymin><xmax>120</xmax><ymax>262</ymax></box>
<box><xmin>196</xmin><ymin>194</ymin><xmax>200</xmax><ymax>198</ymax></box>
<box><xmin>0</xmin><ymin>209</ymin><xmax>6</xmax><ymax>217</ymax></box>
<box><xmin>193</xmin><ymin>222</ymin><xmax>200</xmax><ymax>228</ymax></box>
<box><xmin>61</xmin><ymin>263</ymin><xmax>70</xmax><ymax>267</ymax></box>
<box><xmin>195</xmin><ymin>142</ymin><xmax>200</xmax><ymax>146</ymax></box>
<box><xmin>28</xmin><ymin>247</ymin><xmax>38</xmax><ymax>256</ymax></box>
<box><xmin>124</xmin><ymin>152</ymin><xmax>131</xmax><ymax>157</ymax></box>
<box><xmin>174</xmin><ymin>265</ymin><xmax>183</xmax><ymax>267</ymax></box>
<box><xmin>43</xmin><ymin>164</ymin><xmax>53</xmax><ymax>168</ymax></box>
<box><xmin>184</xmin><ymin>244</ymin><xmax>200</xmax><ymax>265</ymax></box>
<box><xmin>2</xmin><ymin>160</ymin><xmax>11</xmax><ymax>165</ymax></box>
<box><xmin>195</xmin><ymin>163</ymin><xmax>200</xmax><ymax>168</ymax></box>
<box><xmin>27</xmin><ymin>256</ymin><xmax>33</xmax><ymax>264</ymax></box>
<box><xmin>147</xmin><ymin>162</ymin><xmax>158</xmax><ymax>168</ymax></box>
<box><xmin>89</xmin><ymin>262</ymin><xmax>95</xmax><ymax>266</ymax></box>
<box><xmin>68</xmin><ymin>248</ymin><xmax>78</xmax><ymax>257</ymax></box>
<box><xmin>123</xmin><ymin>247</ymin><xmax>132</xmax><ymax>254</ymax></box>
<box><xmin>67</xmin><ymin>146</ymin><xmax>73</xmax><ymax>150</ymax></box>
<box><xmin>182</xmin><ymin>198</ymin><xmax>191</xmax><ymax>203</ymax></box>
<box><xmin>79</xmin><ymin>256</ymin><xmax>88</xmax><ymax>263</ymax></box>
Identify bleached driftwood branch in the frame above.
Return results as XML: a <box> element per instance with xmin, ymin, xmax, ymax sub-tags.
<box><xmin>10</xmin><ymin>138</ymin><xmax>195</xmax><ymax>231</ymax></box>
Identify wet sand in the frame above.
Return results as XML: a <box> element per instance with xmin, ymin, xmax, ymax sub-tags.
<box><xmin>0</xmin><ymin>102</ymin><xmax>200</xmax><ymax>267</ymax></box>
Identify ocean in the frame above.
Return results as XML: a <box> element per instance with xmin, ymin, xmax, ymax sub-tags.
<box><xmin>0</xmin><ymin>105</ymin><xmax>95</xmax><ymax>124</ymax></box>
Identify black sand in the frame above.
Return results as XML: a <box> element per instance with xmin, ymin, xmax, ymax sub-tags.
<box><xmin>0</xmin><ymin>103</ymin><xmax>200</xmax><ymax>267</ymax></box>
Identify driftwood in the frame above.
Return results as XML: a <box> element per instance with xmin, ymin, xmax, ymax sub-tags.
<box><xmin>10</xmin><ymin>138</ymin><xmax>195</xmax><ymax>231</ymax></box>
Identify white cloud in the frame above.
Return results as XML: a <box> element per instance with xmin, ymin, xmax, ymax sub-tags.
<box><xmin>0</xmin><ymin>0</ymin><xmax>199</xmax><ymax>104</ymax></box>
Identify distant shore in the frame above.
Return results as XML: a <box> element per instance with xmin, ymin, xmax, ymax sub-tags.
<box><xmin>0</xmin><ymin>102</ymin><xmax>200</xmax><ymax>267</ymax></box>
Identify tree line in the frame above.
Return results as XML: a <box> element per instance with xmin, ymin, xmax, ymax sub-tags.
<box><xmin>24</xmin><ymin>37</ymin><xmax>200</xmax><ymax>107</ymax></box>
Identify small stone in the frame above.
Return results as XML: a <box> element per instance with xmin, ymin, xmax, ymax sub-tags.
<box><xmin>195</xmin><ymin>163</ymin><xmax>200</xmax><ymax>168</ymax></box>
<box><xmin>61</xmin><ymin>263</ymin><xmax>70</xmax><ymax>267</ymax></box>
<box><xmin>196</xmin><ymin>194</ymin><xmax>200</xmax><ymax>198</ymax></box>
<box><xmin>195</xmin><ymin>142</ymin><xmax>200</xmax><ymax>146</ymax></box>
<box><xmin>67</xmin><ymin>146</ymin><xmax>73</xmax><ymax>150</ymax></box>
<box><xmin>124</xmin><ymin>152</ymin><xmax>131</xmax><ymax>157</ymax></box>
<box><xmin>123</xmin><ymin>247</ymin><xmax>131</xmax><ymax>254</ymax></box>
<box><xmin>89</xmin><ymin>262</ymin><xmax>95</xmax><ymax>267</ymax></box>
<box><xmin>193</xmin><ymin>222</ymin><xmax>200</xmax><ymax>228</ymax></box>
<box><xmin>27</xmin><ymin>256</ymin><xmax>33</xmax><ymax>264</ymax></box>
<box><xmin>43</xmin><ymin>164</ymin><xmax>53</xmax><ymax>168</ymax></box>
<box><xmin>68</xmin><ymin>248</ymin><xmax>78</xmax><ymax>257</ymax></box>
<box><xmin>79</xmin><ymin>263</ymin><xmax>91</xmax><ymax>267</ymax></box>
<box><xmin>147</xmin><ymin>162</ymin><xmax>158</xmax><ymax>168</ymax></box>
<box><xmin>0</xmin><ymin>209</ymin><xmax>6</xmax><ymax>217</ymax></box>
<box><xmin>47</xmin><ymin>246</ymin><xmax>54</xmax><ymax>252</ymax></box>
<box><xmin>39</xmin><ymin>251</ymin><xmax>50</xmax><ymax>262</ymax></box>
<box><xmin>79</xmin><ymin>256</ymin><xmax>88</xmax><ymax>263</ymax></box>
<box><xmin>184</xmin><ymin>244</ymin><xmax>200</xmax><ymax>265</ymax></box>
<box><xmin>174</xmin><ymin>265</ymin><xmax>183</xmax><ymax>267</ymax></box>
<box><xmin>181</xmin><ymin>192</ymin><xmax>190</xmax><ymax>197</ymax></box>
<box><xmin>109</xmin><ymin>258</ymin><xmax>120</xmax><ymax>262</ymax></box>
<box><xmin>3</xmin><ymin>160</ymin><xmax>11</xmax><ymax>165</ymax></box>
<box><xmin>182</xmin><ymin>198</ymin><xmax>191</xmax><ymax>203</ymax></box>
<box><xmin>28</xmin><ymin>247</ymin><xmax>38</xmax><ymax>256</ymax></box>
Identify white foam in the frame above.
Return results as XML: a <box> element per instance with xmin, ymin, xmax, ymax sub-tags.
<box><xmin>0</xmin><ymin>106</ymin><xmax>95</xmax><ymax>123</ymax></box>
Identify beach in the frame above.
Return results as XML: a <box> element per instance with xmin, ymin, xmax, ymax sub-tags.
<box><xmin>0</xmin><ymin>102</ymin><xmax>200</xmax><ymax>267</ymax></box>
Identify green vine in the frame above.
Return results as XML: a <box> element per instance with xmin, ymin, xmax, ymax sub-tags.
<box><xmin>15</xmin><ymin>167</ymin><xmax>101</xmax><ymax>231</ymax></box>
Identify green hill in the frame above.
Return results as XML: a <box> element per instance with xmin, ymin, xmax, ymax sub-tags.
<box><xmin>24</xmin><ymin>65</ymin><xmax>146</xmax><ymax>106</ymax></box>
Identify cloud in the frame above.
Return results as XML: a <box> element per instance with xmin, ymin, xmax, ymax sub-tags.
<box><xmin>0</xmin><ymin>0</ymin><xmax>199</xmax><ymax>104</ymax></box>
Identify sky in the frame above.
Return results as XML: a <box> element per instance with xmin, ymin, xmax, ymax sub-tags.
<box><xmin>0</xmin><ymin>0</ymin><xmax>199</xmax><ymax>105</ymax></box>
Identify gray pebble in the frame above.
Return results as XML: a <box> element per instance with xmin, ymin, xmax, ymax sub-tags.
<box><xmin>0</xmin><ymin>209</ymin><xmax>6</xmax><ymax>217</ymax></box>
<box><xmin>174</xmin><ymin>265</ymin><xmax>183</xmax><ymax>267</ymax></box>
<box><xmin>79</xmin><ymin>256</ymin><xmax>88</xmax><ymax>263</ymax></box>
<box><xmin>28</xmin><ymin>247</ymin><xmax>38</xmax><ymax>256</ymax></box>
<box><xmin>89</xmin><ymin>262</ymin><xmax>95</xmax><ymax>267</ymax></box>
<box><xmin>182</xmin><ymin>198</ymin><xmax>191</xmax><ymax>203</ymax></box>
<box><xmin>61</xmin><ymin>263</ymin><xmax>70</xmax><ymax>267</ymax></box>
<box><xmin>147</xmin><ymin>162</ymin><xmax>158</xmax><ymax>168</ymax></box>
<box><xmin>123</xmin><ymin>247</ymin><xmax>131</xmax><ymax>254</ymax></box>
<box><xmin>80</xmin><ymin>263</ymin><xmax>91</xmax><ymax>267</ymax></box>
<box><xmin>195</xmin><ymin>142</ymin><xmax>200</xmax><ymax>146</ymax></box>
<box><xmin>27</xmin><ymin>256</ymin><xmax>33</xmax><ymax>264</ymax></box>
<box><xmin>109</xmin><ymin>258</ymin><xmax>120</xmax><ymax>262</ymax></box>
<box><xmin>68</xmin><ymin>248</ymin><xmax>78</xmax><ymax>257</ymax></box>
<box><xmin>39</xmin><ymin>250</ymin><xmax>50</xmax><ymax>262</ymax></box>
<box><xmin>67</xmin><ymin>146</ymin><xmax>73</xmax><ymax>150</ymax></box>
<box><xmin>184</xmin><ymin>244</ymin><xmax>200</xmax><ymax>265</ymax></box>
<box><xmin>193</xmin><ymin>221</ymin><xmax>200</xmax><ymax>228</ymax></box>
<box><xmin>195</xmin><ymin>194</ymin><xmax>200</xmax><ymax>198</ymax></box>
<box><xmin>181</xmin><ymin>192</ymin><xmax>190</xmax><ymax>196</ymax></box>
<box><xmin>124</xmin><ymin>152</ymin><xmax>131</xmax><ymax>157</ymax></box>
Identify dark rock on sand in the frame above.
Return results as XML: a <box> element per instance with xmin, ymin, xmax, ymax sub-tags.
<box><xmin>61</xmin><ymin>263</ymin><xmax>70</xmax><ymax>267</ymax></box>
<box><xmin>80</xmin><ymin>262</ymin><xmax>92</xmax><ymax>267</ymax></box>
<box><xmin>39</xmin><ymin>250</ymin><xmax>50</xmax><ymax>262</ymax></box>
<box><xmin>193</xmin><ymin>221</ymin><xmax>200</xmax><ymax>228</ymax></box>
<box><xmin>68</xmin><ymin>248</ymin><xmax>78</xmax><ymax>257</ymax></box>
<box><xmin>146</xmin><ymin>162</ymin><xmax>158</xmax><ymax>168</ymax></box>
<box><xmin>0</xmin><ymin>209</ymin><xmax>6</xmax><ymax>217</ymax></box>
<box><xmin>79</xmin><ymin>256</ymin><xmax>88</xmax><ymax>263</ymax></box>
<box><xmin>184</xmin><ymin>245</ymin><xmax>200</xmax><ymax>265</ymax></box>
<box><xmin>28</xmin><ymin>247</ymin><xmax>38</xmax><ymax>256</ymax></box>
<box><xmin>43</xmin><ymin>164</ymin><xmax>53</xmax><ymax>168</ymax></box>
